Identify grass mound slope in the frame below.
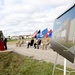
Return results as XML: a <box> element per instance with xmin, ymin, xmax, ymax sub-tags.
<box><xmin>0</xmin><ymin>52</ymin><xmax>74</xmax><ymax>75</ymax></box>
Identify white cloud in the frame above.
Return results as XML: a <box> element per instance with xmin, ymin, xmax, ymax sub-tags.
<box><xmin>0</xmin><ymin>0</ymin><xmax>75</xmax><ymax>37</ymax></box>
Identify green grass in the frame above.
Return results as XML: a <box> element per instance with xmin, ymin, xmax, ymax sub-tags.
<box><xmin>7</xmin><ymin>38</ymin><xmax>30</xmax><ymax>43</ymax></box>
<box><xmin>7</xmin><ymin>39</ymin><xmax>18</xmax><ymax>42</ymax></box>
<box><xmin>0</xmin><ymin>52</ymin><xmax>75</xmax><ymax>75</ymax></box>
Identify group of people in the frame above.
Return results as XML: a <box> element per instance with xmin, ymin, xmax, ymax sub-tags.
<box><xmin>27</xmin><ymin>36</ymin><xmax>50</xmax><ymax>50</ymax></box>
<box><xmin>27</xmin><ymin>37</ymin><xmax>41</xmax><ymax>49</ymax></box>
<box><xmin>0</xmin><ymin>36</ymin><xmax>7</xmax><ymax>51</ymax></box>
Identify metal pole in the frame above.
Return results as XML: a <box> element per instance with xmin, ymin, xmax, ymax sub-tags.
<box><xmin>52</xmin><ymin>53</ymin><xmax>58</xmax><ymax>75</ymax></box>
<box><xmin>64</xmin><ymin>58</ymin><xmax>67</xmax><ymax>75</ymax></box>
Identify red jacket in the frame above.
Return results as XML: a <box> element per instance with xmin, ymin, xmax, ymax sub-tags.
<box><xmin>0</xmin><ymin>41</ymin><xmax>4</xmax><ymax>51</ymax></box>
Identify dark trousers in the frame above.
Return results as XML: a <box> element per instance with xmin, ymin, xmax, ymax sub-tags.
<box><xmin>34</xmin><ymin>43</ymin><xmax>37</xmax><ymax>49</ymax></box>
<box><xmin>27</xmin><ymin>42</ymin><xmax>32</xmax><ymax>48</ymax></box>
<box><xmin>34</xmin><ymin>43</ymin><xmax>39</xmax><ymax>49</ymax></box>
<box><xmin>4</xmin><ymin>43</ymin><xmax>7</xmax><ymax>50</ymax></box>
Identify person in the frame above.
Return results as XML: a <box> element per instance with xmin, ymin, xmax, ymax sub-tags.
<box><xmin>37</xmin><ymin>38</ymin><xmax>41</xmax><ymax>49</ymax></box>
<box><xmin>0</xmin><ymin>37</ymin><xmax>4</xmax><ymax>51</ymax></box>
<box><xmin>34</xmin><ymin>38</ymin><xmax>41</xmax><ymax>49</ymax></box>
<box><xmin>34</xmin><ymin>39</ymin><xmax>38</xmax><ymax>49</ymax></box>
<box><xmin>42</xmin><ymin>37</ymin><xmax>50</xmax><ymax>50</ymax></box>
<box><xmin>27</xmin><ymin>37</ymin><xmax>34</xmax><ymax>48</ymax></box>
<box><xmin>16</xmin><ymin>36</ymin><xmax>25</xmax><ymax>47</ymax></box>
<box><xmin>3</xmin><ymin>36</ymin><xmax>7</xmax><ymax>50</ymax></box>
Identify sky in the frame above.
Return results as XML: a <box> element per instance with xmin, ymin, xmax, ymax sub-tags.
<box><xmin>0</xmin><ymin>0</ymin><xmax>75</xmax><ymax>37</ymax></box>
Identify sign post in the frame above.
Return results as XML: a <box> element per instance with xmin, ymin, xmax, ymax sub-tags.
<box><xmin>52</xmin><ymin>53</ymin><xmax>58</xmax><ymax>75</ymax></box>
<box><xmin>64</xmin><ymin>58</ymin><xmax>67</xmax><ymax>75</ymax></box>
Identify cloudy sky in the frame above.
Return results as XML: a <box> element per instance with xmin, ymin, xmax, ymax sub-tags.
<box><xmin>0</xmin><ymin>0</ymin><xmax>75</xmax><ymax>37</ymax></box>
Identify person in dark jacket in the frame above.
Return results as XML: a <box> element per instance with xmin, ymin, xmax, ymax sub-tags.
<box><xmin>27</xmin><ymin>37</ymin><xmax>34</xmax><ymax>48</ymax></box>
<box><xmin>34</xmin><ymin>38</ymin><xmax>41</xmax><ymax>49</ymax></box>
<box><xmin>37</xmin><ymin>38</ymin><xmax>41</xmax><ymax>49</ymax></box>
<box><xmin>3</xmin><ymin>36</ymin><xmax>7</xmax><ymax>50</ymax></box>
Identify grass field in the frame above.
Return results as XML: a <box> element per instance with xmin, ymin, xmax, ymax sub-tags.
<box><xmin>0</xmin><ymin>52</ymin><xmax>75</xmax><ymax>75</ymax></box>
<box><xmin>7</xmin><ymin>39</ymin><xmax>30</xmax><ymax>45</ymax></box>
<box><xmin>7</xmin><ymin>39</ymin><xmax>18</xmax><ymax>45</ymax></box>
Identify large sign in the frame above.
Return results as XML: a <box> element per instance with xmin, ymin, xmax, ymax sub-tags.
<box><xmin>51</xmin><ymin>4</ymin><xmax>75</xmax><ymax>63</ymax></box>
